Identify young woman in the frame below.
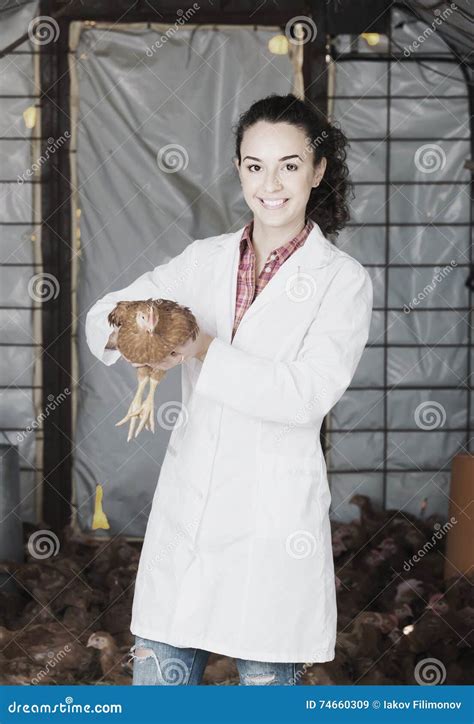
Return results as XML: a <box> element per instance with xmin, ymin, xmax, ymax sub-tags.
<box><xmin>86</xmin><ymin>93</ymin><xmax>373</xmax><ymax>686</ymax></box>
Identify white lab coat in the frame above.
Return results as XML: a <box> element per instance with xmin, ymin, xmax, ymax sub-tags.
<box><xmin>85</xmin><ymin>221</ymin><xmax>373</xmax><ymax>663</ymax></box>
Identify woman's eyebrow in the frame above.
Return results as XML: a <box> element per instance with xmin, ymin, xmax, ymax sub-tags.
<box><xmin>242</xmin><ymin>154</ymin><xmax>303</xmax><ymax>162</ymax></box>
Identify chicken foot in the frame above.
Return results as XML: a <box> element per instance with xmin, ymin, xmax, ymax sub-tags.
<box><xmin>115</xmin><ymin>366</ymin><xmax>150</xmax><ymax>442</ymax></box>
<box><xmin>116</xmin><ymin>366</ymin><xmax>166</xmax><ymax>441</ymax></box>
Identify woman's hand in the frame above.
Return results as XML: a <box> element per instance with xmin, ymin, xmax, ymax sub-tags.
<box><xmin>133</xmin><ymin>330</ymin><xmax>214</xmax><ymax>372</ymax></box>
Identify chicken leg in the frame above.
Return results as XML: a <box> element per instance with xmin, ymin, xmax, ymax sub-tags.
<box><xmin>129</xmin><ymin>369</ymin><xmax>167</xmax><ymax>439</ymax></box>
<box><xmin>116</xmin><ymin>366</ymin><xmax>166</xmax><ymax>441</ymax></box>
<box><xmin>116</xmin><ymin>366</ymin><xmax>150</xmax><ymax>442</ymax></box>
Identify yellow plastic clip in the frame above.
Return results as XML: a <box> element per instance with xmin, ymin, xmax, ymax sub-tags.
<box><xmin>92</xmin><ymin>483</ymin><xmax>110</xmax><ymax>530</ymax></box>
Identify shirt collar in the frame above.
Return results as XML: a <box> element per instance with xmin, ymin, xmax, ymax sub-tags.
<box><xmin>239</xmin><ymin>217</ymin><xmax>315</xmax><ymax>260</ymax></box>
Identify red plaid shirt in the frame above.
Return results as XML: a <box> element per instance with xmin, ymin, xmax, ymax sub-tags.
<box><xmin>232</xmin><ymin>218</ymin><xmax>314</xmax><ymax>340</ymax></box>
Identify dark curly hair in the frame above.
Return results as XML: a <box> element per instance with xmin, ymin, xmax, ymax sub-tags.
<box><xmin>233</xmin><ymin>93</ymin><xmax>353</xmax><ymax>239</ymax></box>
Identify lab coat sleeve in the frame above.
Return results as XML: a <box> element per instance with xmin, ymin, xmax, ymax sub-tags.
<box><xmin>85</xmin><ymin>239</ymin><xmax>200</xmax><ymax>365</ymax></box>
<box><xmin>195</xmin><ymin>261</ymin><xmax>373</xmax><ymax>426</ymax></box>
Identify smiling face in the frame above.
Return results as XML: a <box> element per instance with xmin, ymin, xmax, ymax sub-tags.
<box><xmin>234</xmin><ymin>120</ymin><xmax>326</xmax><ymax>231</ymax></box>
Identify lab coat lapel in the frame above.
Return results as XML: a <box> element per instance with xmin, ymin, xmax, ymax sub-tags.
<box><xmin>213</xmin><ymin>226</ymin><xmax>244</xmax><ymax>344</ymax></box>
<box><xmin>213</xmin><ymin>221</ymin><xmax>335</xmax><ymax>344</ymax></box>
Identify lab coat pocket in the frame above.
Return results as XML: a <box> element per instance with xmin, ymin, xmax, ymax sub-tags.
<box><xmin>257</xmin><ymin>451</ymin><xmax>324</xmax><ymax>552</ymax></box>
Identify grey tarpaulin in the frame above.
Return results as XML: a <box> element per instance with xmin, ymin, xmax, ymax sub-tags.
<box><xmin>70</xmin><ymin>23</ymin><xmax>298</xmax><ymax>537</ymax></box>
<box><xmin>327</xmin><ymin>6</ymin><xmax>471</xmax><ymax>521</ymax></box>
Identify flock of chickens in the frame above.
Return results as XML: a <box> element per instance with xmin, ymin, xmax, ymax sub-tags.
<box><xmin>0</xmin><ymin>494</ymin><xmax>472</xmax><ymax>686</ymax></box>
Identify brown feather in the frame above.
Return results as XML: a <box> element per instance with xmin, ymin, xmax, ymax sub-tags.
<box><xmin>109</xmin><ymin>299</ymin><xmax>199</xmax><ymax>366</ymax></box>
<box><xmin>107</xmin><ymin>301</ymin><xmax>135</xmax><ymax>328</ymax></box>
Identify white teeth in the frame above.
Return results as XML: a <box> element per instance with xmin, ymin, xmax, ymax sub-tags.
<box><xmin>260</xmin><ymin>198</ymin><xmax>287</xmax><ymax>208</ymax></box>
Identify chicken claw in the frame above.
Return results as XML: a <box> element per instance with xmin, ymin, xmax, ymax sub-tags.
<box><xmin>116</xmin><ymin>371</ymin><xmax>149</xmax><ymax>442</ymax></box>
<box><xmin>132</xmin><ymin>378</ymin><xmax>160</xmax><ymax>438</ymax></box>
<box><xmin>116</xmin><ymin>368</ymin><xmax>164</xmax><ymax>441</ymax></box>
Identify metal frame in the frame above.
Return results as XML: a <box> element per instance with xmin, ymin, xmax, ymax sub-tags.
<box><xmin>38</xmin><ymin>8</ymin><xmax>73</xmax><ymax>531</ymax></box>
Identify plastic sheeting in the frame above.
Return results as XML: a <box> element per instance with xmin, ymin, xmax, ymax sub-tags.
<box><xmin>72</xmin><ymin>23</ymin><xmax>297</xmax><ymax>536</ymax></box>
<box><xmin>327</xmin><ymin>7</ymin><xmax>471</xmax><ymax>521</ymax></box>
<box><xmin>0</xmin><ymin>1</ymin><xmax>41</xmax><ymax>524</ymax></box>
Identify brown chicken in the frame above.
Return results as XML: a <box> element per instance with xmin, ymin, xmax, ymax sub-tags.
<box><xmin>107</xmin><ymin>299</ymin><xmax>199</xmax><ymax>441</ymax></box>
<box><xmin>86</xmin><ymin>631</ymin><xmax>133</xmax><ymax>685</ymax></box>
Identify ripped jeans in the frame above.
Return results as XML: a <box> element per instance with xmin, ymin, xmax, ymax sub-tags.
<box><xmin>130</xmin><ymin>635</ymin><xmax>301</xmax><ymax>685</ymax></box>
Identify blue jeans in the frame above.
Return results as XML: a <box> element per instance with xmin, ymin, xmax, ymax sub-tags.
<box><xmin>130</xmin><ymin>635</ymin><xmax>302</xmax><ymax>685</ymax></box>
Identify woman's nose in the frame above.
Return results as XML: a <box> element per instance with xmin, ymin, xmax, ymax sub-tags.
<box><xmin>262</xmin><ymin>173</ymin><xmax>283</xmax><ymax>193</ymax></box>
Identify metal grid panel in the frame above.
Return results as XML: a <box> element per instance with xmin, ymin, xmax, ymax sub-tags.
<box><xmin>0</xmin><ymin>1</ymin><xmax>43</xmax><ymax>524</ymax></box>
<box><xmin>326</xmin><ymin>6</ymin><xmax>472</xmax><ymax>522</ymax></box>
